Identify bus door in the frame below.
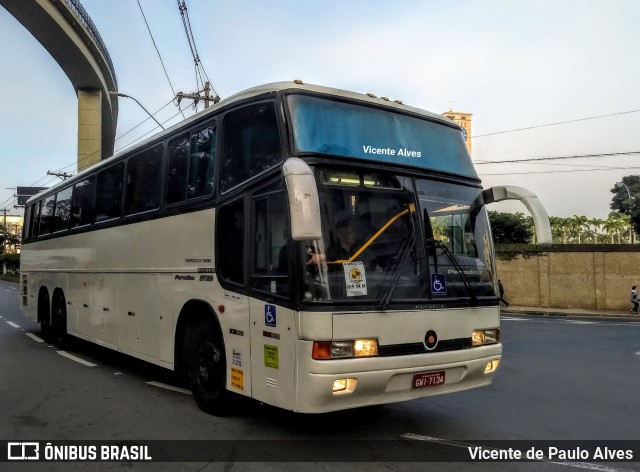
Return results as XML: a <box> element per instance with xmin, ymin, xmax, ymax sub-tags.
<box><xmin>248</xmin><ymin>188</ymin><xmax>297</xmax><ymax>409</ymax></box>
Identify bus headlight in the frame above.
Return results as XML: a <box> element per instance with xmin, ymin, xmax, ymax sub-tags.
<box><xmin>312</xmin><ymin>339</ymin><xmax>379</xmax><ymax>359</ymax></box>
<box><xmin>472</xmin><ymin>329</ymin><xmax>500</xmax><ymax>346</ymax></box>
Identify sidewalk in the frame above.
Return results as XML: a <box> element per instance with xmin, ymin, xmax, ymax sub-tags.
<box><xmin>502</xmin><ymin>305</ymin><xmax>640</xmax><ymax>319</ymax></box>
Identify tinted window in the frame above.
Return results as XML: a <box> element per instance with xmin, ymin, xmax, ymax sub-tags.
<box><xmin>31</xmin><ymin>201</ymin><xmax>41</xmax><ymax>237</ymax></box>
<box><xmin>71</xmin><ymin>175</ymin><xmax>96</xmax><ymax>227</ymax></box>
<box><xmin>39</xmin><ymin>195</ymin><xmax>56</xmax><ymax>235</ymax></box>
<box><xmin>23</xmin><ymin>205</ymin><xmax>32</xmax><ymax>240</ymax></box>
<box><xmin>52</xmin><ymin>186</ymin><xmax>73</xmax><ymax>232</ymax></box>
<box><xmin>166</xmin><ymin>134</ymin><xmax>189</xmax><ymax>204</ymax></box>
<box><xmin>288</xmin><ymin>94</ymin><xmax>476</xmax><ymax>178</ymax></box>
<box><xmin>125</xmin><ymin>145</ymin><xmax>163</xmax><ymax>215</ymax></box>
<box><xmin>95</xmin><ymin>163</ymin><xmax>124</xmax><ymax>222</ymax></box>
<box><xmin>217</xmin><ymin>199</ymin><xmax>245</xmax><ymax>285</ymax></box>
<box><xmin>252</xmin><ymin>190</ymin><xmax>289</xmax><ymax>298</ymax></box>
<box><xmin>188</xmin><ymin>125</ymin><xmax>216</xmax><ymax>199</ymax></box>
<box><xmin>220</xmin><ymin>102</ymin><xmax>281</xmax><ymax>193</ymax></box>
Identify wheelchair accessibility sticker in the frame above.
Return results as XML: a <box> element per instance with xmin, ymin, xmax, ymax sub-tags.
<box><xmin>264</xmin><ymin>304</ymin><xmax>276</xmax><ymax>328</ymax></box>
<box><xmin>431</xmin><ymin>273</ymin><xmax>447</xmax><ymax>296</ymax></box>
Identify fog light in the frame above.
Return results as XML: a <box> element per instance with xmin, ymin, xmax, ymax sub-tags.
<box><xmin>332</xmin><ymin>378</ymin><xmax>357</xmax><ymax>394</ymax></box>
<box><xmin>333</xmin><ymin>379</ymin><xmax>348</xmax><ymax>392</ymax></box>
<box><xmin>485</xmin><ymin>359</ymin><xmax>500</xmax><ymax>374</ymax></box>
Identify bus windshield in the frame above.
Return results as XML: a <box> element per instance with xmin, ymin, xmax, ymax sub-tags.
<box><xmin>302</xmin><ymin>167</ymin><xmax>496</xmax><ymax>305</ymax></box>
<box><xmin>287</xmin><ymin>94</ymin><xmax>477</xmax><ymax>178</ymax></box>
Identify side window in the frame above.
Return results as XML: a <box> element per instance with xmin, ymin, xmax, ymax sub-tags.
<box><xmin>31</xmin><ymin>201</ymin><xmax>41</xmax><ymax>237</ymax></box>
<box><xmin>217</xmin><ymin>199</ymin><xmax>245</xmax><ymax>286</ymax></box>
<box><xmin>95</xmin><ymin>162</ymin><xmax>124</xmax><ymax>222</ymax></box>
<box><xmin>188</xmin><ymin>125</ymin><xmax>216</xmax><ymax>199</ymax></box>
<box><xmin>252</xmin><ymin>189</ymin><xmax>289</xmax><ymax>298</ymax></box>
<box><xmin>39</xmin><ymin>195</ymin><xmax>56</xmax><ymax>235</ymax></box>
<box><xmin>220</xmin><ymin>102</ymin><xmax>281</xmax><ymax>193</ymax></box>
<box><xmin>23</xmin><ymin>205</ymin><xmax>32</xmax><ymax>240</ymax></box>
<box><xmin>166</xmin><ymin>134</ymin><xmax>189</xmax><ymax>204</ymax></box>
<box><xmin>52</xmin><ymin>186</ymin><xmax>73</xmax><ymax>233</ymax></box>
<box><xmin>125</xmin><ymin>145</ymin><xmax>163</xmax><ymax>215</ymax></box>
<box><xmin>71</xmin><ymin>175</ymin><xmax>96</xmax><ymax>227</ymax></box>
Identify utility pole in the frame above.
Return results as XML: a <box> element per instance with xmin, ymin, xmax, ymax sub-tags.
<box><xmin>204</xmin><ymin>82</ymin><xmax>211</xmax><ymax>109</ymax></box>
<box><xmin>47</xmin><ymin>170</ymin><xmax>73</xmax><ymax>180</ymax></box>
<box><xmin>176</xmin><ymin>82</ymin><xmax>219</xmax><ymax>111</ymax></box>
<box><xmin>2</xmin><ymin>208</ymin><xmax>6</xmax><ymax>255</ymax></box>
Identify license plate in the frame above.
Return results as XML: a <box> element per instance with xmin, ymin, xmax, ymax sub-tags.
<box><xmin>413</xmin><ymin>370</ymin><xmax>445</xmax><ymax>388</ymax></box>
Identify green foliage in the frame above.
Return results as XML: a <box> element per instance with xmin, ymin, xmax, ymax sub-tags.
<box><xmin>495</xmin><ymin>244</ymin><xmax>548</xmax><ymax>262</ymax></box>
<box><xmin>610</xmin><ymin>175</ymin><xmax>640</xmax><ymax>235</ymax></box>
<box><xmin>488</xmin><ymin>211</ymin><xmax>533</xmax><ymax>244</ymax></box>
<box><xmin>0</xmin><ymin>253</ymin><xmax>20</xmax><ymax>273</ymax></box>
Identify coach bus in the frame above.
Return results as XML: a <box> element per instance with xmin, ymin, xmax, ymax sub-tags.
<box><xmin>20</xmin><ymin>81</ymin><xmax>551</xmax><ymax>414</ymax></box>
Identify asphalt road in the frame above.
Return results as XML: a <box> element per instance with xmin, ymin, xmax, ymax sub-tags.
<box><xmin>1</xmin><ymin>278</ymin><xmax>639</xmax><ymax>471</ymax></box>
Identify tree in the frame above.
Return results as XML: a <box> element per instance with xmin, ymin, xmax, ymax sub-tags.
<box><xmin>610</xmin><ymin>175</ymin><xmax>640</xmax><ymax>237</ymax></box>
<box><xmin>488</xmin><ymin>211</ymin><xmax>533</xmax><ymax>243</ymax></box>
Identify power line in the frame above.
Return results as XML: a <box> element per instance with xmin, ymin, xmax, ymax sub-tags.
<box><xmin>136</xmin><ymin>0</ymin><xmax>186</xmax><ymax>120</ymax></box>
<box><xmin>471</xmin><ymin>109</ymin><xmax>640</xmax><ymax>139</ymax></box>
<box><xmin>481</xmin><ymin>165</ymin><xmax>640</xmax><ymax>176</ymax></box>
<box><xmin>176</xmin><ymin>0</ymin><xmax>219</xmax><ymax>107</ymax></box>
<box><xmin>474</xmin><ymin>151</ymin><xmax>640</xmax><ymax>165</ymax></box>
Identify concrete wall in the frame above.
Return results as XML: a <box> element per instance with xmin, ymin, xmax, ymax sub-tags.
<box><xmin>496</xmin><ymin>245</ymin><xmax>640</xmax><ymax>310</ymax></box>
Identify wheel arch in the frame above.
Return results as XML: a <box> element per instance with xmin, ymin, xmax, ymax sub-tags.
<box><xmin>174</xmin><ymin>299</ymin><xmax>223</xmax><ymax>380</ymax></box>
<box><xmin>37</xmin><ymin>286</ymin><xmax>50</xmax><ymax>324</ymax></box>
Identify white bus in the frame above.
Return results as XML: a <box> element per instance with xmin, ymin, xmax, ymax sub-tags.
<box><xmin>20</xmin><ymin>81</ymin><xmax>550</xmax><ymax>415</ymax></box>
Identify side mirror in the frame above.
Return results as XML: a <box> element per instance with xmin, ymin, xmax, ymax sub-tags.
<box><xmin>282</xmin><ymin>158</ymin><xmax>322</xmax><ymax>241</ymax></box>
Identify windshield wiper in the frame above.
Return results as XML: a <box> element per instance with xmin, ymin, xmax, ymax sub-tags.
<box><xmin>377</xmin><ymin>206</ymin><xmax>417</xmax><ymax>310</ymax></box>
<box><xmin>428</xmin><ymin>239</ymin><xmax>478</xmax><ymax>306</ymax></box>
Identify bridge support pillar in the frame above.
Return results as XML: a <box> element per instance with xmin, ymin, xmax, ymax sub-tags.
<box><xmin>78</xmin><ymin>89</ymin><xmax>102</xmax><ymax>171</ymax></box>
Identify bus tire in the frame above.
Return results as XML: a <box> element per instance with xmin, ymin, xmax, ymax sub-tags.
<box><xmin>38</xmin><ymin>289</ymin><xmax>53</xmax><ymax>342</ymax></box>
<box><xmin>51</xmin><ymin>291</ymin><xmax>68</xmax><ymax>346</ymax></box>
<box><xmin>184</xmin><ymin>316</ymin><xmax>233</xmax><ymax>416</ymax></box>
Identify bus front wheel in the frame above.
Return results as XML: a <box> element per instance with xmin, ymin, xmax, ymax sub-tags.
<box><xmin>184</xmin><ymin>317</ymin><xmax>233</xmax><ymax>416</ymax></box>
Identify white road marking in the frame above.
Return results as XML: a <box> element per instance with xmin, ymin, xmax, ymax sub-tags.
<box><xmin>635</xmin><ymin>351</ymin><xmax>640</xmax><ymax>356</ymax></box>
<box><xmin>400</xmin><ymin>433</ymin><xmax>633</xmax><ymax>472</ymax></box>
<box><xmin>6</xmin><ymin>321</ymin><xmax>20</xmax><ymax>328</ymax></box>
<box><xmin>146</xmin><ymin>381</ymin><xmax>192</xmax><ymax>395</ymax></box>
<box><xmin>25</xmin><ymin>333</ymin><xmax>44</xmax><ymax>343</ymax></box>
<box><xmin>56</xmin><ymin>350</ymin><xmax>97</xmax><ymax>367</ymax></box>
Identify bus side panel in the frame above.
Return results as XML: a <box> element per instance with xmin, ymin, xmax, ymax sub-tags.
<box><xmin>249</xmin><ymin>298</ymin><xmax>296</xmax><ymax>409</ymax></box>
<box><xmin>67</xmin><ymin>273</ymin><xmax>90</xmax><ymax>336</ymax></box>
<box><xmin>118</xmin><ymin>274</ymin><xmax>160</xmax><ymax>359</ymax></box>
<box><xmin>89</xmin><ymin>274</ymin><xmax>119</xmax><ymax>349</ymax></box>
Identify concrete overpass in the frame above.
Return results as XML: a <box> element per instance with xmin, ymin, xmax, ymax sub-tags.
<box><xmin>0</xmin><ymin>0</ymin><xmax>118</xmax><ymax>170</ymax></box>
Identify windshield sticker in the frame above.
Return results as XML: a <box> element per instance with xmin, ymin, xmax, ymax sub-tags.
<box><xmin>343</xmin><ymin>261</ymin><xmax>368</xmax><ymax>297</ymax></box>
<box><xmin>431</xmin><ymin>273</ymin><xmax>447</xmax><ymax>296</ymax></box>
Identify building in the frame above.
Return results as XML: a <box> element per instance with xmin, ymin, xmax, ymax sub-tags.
<box><xmin>442</xmin><ymin>108</ymin><xmax>472</xmax><ymax>156</ymax></box>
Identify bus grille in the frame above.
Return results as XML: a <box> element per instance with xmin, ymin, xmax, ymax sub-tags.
<box><xmin>378</xmin><ymin>337</ymin><xmax>472</xmax><ymax>357</ymax></box>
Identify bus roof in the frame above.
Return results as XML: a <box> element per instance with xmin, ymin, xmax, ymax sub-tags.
<box><xmin>27</xmin><ymin>81</ymin><xmax>464</xmax><ymax>203</ymax></box>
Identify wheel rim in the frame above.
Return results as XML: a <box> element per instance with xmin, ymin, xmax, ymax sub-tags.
<box><xmin>195</xmin><ymin>339</ymin><xmax>224</xmax><ymax>393</ymax></box>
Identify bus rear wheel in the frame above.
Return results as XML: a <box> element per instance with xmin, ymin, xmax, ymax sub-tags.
<box><xmin>184</xmin><ymin>317</ymin><xmax>233</xmax><ymax>416</ymax></box>
<box><xmin>38</xmin><ymin>289</ymin><xmax>53</xmax><ymax>342</ymax></box>
<box><xmin>51</xmin><ymin>293</ymin><xmax>68</xmax><ymax>345</ymax></box>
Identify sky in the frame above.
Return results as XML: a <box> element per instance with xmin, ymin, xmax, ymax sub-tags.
<box><xmin>1</xmin><ymin>0</ymin><xmax>639</xmax><ymax>221</ymax></box>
